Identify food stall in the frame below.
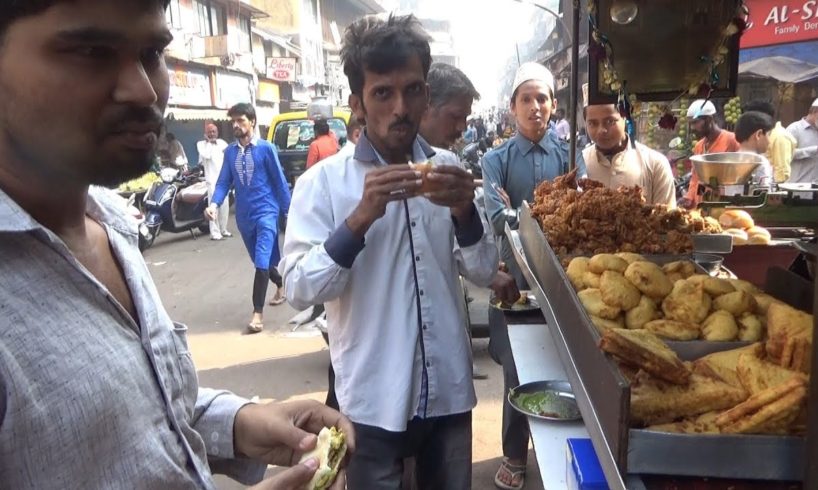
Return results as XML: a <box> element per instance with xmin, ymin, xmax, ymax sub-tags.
<box><xmin>501</xmin><ymin>1</ymin><xmax>817</xmax><ymax>488</ymax></box>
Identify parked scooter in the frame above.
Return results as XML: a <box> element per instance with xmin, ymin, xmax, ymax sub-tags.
<box><xmin>141</xmin><ymin>166</ymin><xmax>210</xmax><ymax>251</ymax></box>
<box><xmin>461</xmin><ymin>142</ymin><xmax>484</xmax><ymax>178</ymax></box>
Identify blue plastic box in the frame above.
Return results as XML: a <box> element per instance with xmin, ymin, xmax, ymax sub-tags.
<box><xmin>566</xmin><ymin>438</ymin><xmax>609</xmax><ymax>490</ymax></box>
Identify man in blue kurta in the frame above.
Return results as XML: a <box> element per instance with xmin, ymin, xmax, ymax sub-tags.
<box><xmin>206</xmin><ymin>103</ymin><xmax>291</xmax><ymax>333</ymax></box>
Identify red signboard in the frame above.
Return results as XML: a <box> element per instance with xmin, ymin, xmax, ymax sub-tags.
<box><xmin>742</xmin><ymin>0</ymin><xmax>818</xmax><ymax>48</ymax></box>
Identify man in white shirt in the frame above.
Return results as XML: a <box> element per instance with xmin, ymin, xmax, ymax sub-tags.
<box><xmin>280</xmin><ymin>14</ymin><xmax>497</xmax><ymax>489</ymax></box>
<box><xmin>337</xmin><ymin>116</ymin><xmax>362</xmax><ymax>158</ymax></box>
<box><xmin>786</xmin><ymin>98</ymin><xmax>818</xmax><ymax>184</ymax></box>
<box><xmin>553</xmin><ymin>108</ymin><xmax>570</xmax><ymax>140</ymax></box>
<box><xmin>583</xmin><ymin>103</ymin><xmax>676</xmax><ymax>207</ymax></box>
<box><xmin>197</xmin><ymin>122</ymin><xmax>230</xmax><ymax>240</ymax></box>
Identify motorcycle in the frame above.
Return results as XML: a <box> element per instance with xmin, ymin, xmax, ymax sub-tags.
<box><xmin>140</xmin><ymin>166</ymin><xmax>210</xmax><ymax>251</ymax></box>
<box><xmin>461</xmin><ymin>142</ymin><xmax>484</xmax><ymax>178</ymax></box>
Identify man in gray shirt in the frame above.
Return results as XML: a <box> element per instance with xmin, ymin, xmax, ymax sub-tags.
<box><xmin>0</xmin><ymin>2</ymin><xmax>352</xmax><ymax>489</ymax></box>
<box><xmin>786</xmin><ymin>98</ymin><xmax>818</xmax><ymax>184</ymax></box>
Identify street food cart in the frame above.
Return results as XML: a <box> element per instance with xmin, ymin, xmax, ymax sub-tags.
<box><xmin>502</xmin><ymin>1</ymin><xmax>818</xmax><ymax>488</ymax></box>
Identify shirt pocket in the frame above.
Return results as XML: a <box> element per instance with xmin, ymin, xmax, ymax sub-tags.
<box><xmin>170</xmin><ymin>322</ymin><xmax>198</xmax><ymax>416</ymax></box>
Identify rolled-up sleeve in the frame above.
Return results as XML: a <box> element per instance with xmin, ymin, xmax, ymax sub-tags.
<box><xmin>279</xmin><ymin>167</ymin><xmax>355</xmax><ymax>311</ymax></box>
<box><xmin>193</xmin><ymin>388</ymin><xmax>267</xmax><ymax>485</ymax></box>
<box><xmin>454</xmin><ymin>201</ymin><xmax>498</xmax><ymax>287</ymax></box>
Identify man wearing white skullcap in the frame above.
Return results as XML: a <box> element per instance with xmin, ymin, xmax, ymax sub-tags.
<box><xmin>681</xmin><ymin>99</ymin><xmax>740</xmax><ymax>208</ymax></box>
<box><xmin>480</xmin><ymin>62</ymin><xmax>586</xmax><ymax>490</ymax></box>
<box><xmin>785</xmin><ymin>98</ymin><xmax>818</xmax><ymax>184</ymax></box>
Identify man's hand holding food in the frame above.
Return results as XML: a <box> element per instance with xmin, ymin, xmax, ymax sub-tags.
<box><xmin>235</xmin><ymin>399</ymin><xmax>355</xmax><ymax>490</ymax></box>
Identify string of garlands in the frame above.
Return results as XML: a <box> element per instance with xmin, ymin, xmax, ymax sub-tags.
<box><xmin>586</xmin><ymin>0</ymin><xmax>749</xmax><ymax>137</ymax></box>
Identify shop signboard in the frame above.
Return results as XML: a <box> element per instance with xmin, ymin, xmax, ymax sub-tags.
<box><xmin>267</xmin><ymin>57</ymin><xmax>297</xmax><ymax>82</ymax></box>
<box><xmin>258</xmin><ymin>80</ymin><xmax>281</xmax><ymax>103</ymax></box>
<box><xmin>742</xmin><ymin>0</ymin><xmax>818</xmax><ymax>48</ymax></box>
<box><xmin>215</xmin><ymin>70</ymin><xmax>254</xmax><ymax>108</ymax></box>
<box><xmin>167</xmin><ymin>65</ymin><xmax>212</xmax><ymax>107</ymax></box>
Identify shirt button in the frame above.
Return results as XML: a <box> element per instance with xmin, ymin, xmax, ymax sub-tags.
<box><xmin>422</xmin><ymin>324</ymin><xmax>428</xmax><ymax>330</ymax></box>
<box><xmin>426</xmin><ymin>361</ymin><xmax>431</xmax><ymax>368</ymax></box>
<box><xmin>419</xmin><ymin>290</ymin><xmax>424</xmax><ymax>296</ymax></box>
<box><xmin>415</xmin><ymin>255</ymin><xmax>421</xmax><ymax>262</ymax></box>
<box><xmin>411</xmin><ymin>221</ymin><xmax>417</xmax><ymax>227</ymax></box>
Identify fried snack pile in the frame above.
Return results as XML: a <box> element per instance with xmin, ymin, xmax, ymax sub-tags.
<box><xmin>569</xmin><ymin>253</ymin><xmax>777</xmax><ymax>342</ymax></box>
<box><xmin>531</xmin><ymin>170</ymin><xmax>722</xmax><ymax>255</ymax></box>
<box><xmin>598</xmin><ymin>329</ymin><xmax>812</xmax><ymax>434</ymax></box>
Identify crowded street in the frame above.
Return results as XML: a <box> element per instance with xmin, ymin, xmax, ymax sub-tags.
<box><xmin>2</xmin><ymin>1</ymin><xmax>818</xmax><ymax>490</ymax></box>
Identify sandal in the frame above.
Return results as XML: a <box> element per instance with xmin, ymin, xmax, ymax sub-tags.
<box><xmin>268</xmin><ymin>295</ymin><xmax>285</xmax><ymax>306</ymax></box>
<box><xmin>247</xmin><ymin>321</ymin><xmax>264</xmax><ymax>334</ymax></box>
<box><xmin>494</xmin><ymin>458</ymin><xmax>526</xmax><ymax>490</ymax></box>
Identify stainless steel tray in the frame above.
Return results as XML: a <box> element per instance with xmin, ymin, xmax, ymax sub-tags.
<box><xmin>510</xmin><ymin>203</ymin><xmax>806</xmax><ymax>482</ymax></box>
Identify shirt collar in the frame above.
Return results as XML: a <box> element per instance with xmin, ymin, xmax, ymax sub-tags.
<box><xmin>353</xmin><ymin>129</ymin><xmax>436</xmax><ymax>165</ymax></box>
<box><xmin>799</xmin><ymin>118</ymin><xmax>817</xmax><ymax>131</ymax></box>
<box><xmin>512</xmin><ymin>131</ymin><xmax>552</xmax><ymax>156</ymax></box>
<box><xmin>238</xmin><ymin>135</ymin><xmax>260</xmax><ymax>150</ymax></box>
<box><xmin>0</xmin><ymin>185</ymin><xmax>135</xmax><ymax>235</ymax></box>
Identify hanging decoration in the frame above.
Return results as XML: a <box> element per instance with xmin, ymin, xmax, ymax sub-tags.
<box><xmin>586</xmin><ymin>0</ymin><xmax>748</xmax><ymax>141</ymax></box>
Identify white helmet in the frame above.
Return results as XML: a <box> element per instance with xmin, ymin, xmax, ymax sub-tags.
<box><xmin>687</xmin><ymin>99</ymin><xmax>717</xmax><ymax>119</ymax></box>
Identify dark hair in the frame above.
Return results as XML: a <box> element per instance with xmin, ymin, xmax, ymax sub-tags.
<box><xmin>742</xmin><ymin>100</ymin><xmax>775</xmax><ymax>118</ymax></box>
<box><xmin>427</xmin><ymin>63</ymin><xmax>480</xmax><ymax>108</ymax></box>
<box><xmin>228</xmin><ymin>103</ymin><xmax>256</xmax><ymax>124</ymax></box>
<box><xmin>735</xmin><ymin>111</ymin><xmax>774</xmax><ymax>142</ymax></box>
<box><xmin>340</xmin><ymin>14</ymin><xmax>432</xmax><ymax>96</ymax></box>
<box><xmin>556</xmin><ymin>108</ymin><xmax>565</xmax><ymax>117</ymax></box>
<box><xmin>347</xmin><ymin>117</ymin><xmax>362</xmax><ymax>134</ymax></box>
<box><xmin>1</xmin><ymin>0</ymin><xmax>170</xmax><ymax>40</ymax></box>
<box><xmin>314</xmin><ymin>118</ymin><xmax>330</xmax><ymax>136</ymax></box>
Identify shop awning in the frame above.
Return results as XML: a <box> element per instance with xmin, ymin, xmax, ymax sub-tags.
<box><xmin>251</xmin><ymin>27</ymin><xmax>302</xmax><ymax>57</ymax></box>
<box><xmin>165</xmin><ymin>107</ymin><xmax>230</xmax><ymax>121</ymax></box>
<box><xmin>738</xmin><ymin>55</ymin><xmax>818</xmax><ymax>84</ymax></box>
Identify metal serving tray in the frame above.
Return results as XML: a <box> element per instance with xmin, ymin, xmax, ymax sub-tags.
<box><xmin>510</xmin><ymin>203</ymin><xmax>806</xmax><ymax>482</ymax></box>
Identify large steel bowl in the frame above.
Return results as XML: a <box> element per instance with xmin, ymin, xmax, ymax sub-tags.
<box><xmin>691</xmin><ymin>152</ymin><xmax>763</xmax><ymax>186</ymax></box>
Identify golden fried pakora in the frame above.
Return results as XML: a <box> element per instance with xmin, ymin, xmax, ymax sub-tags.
<box><xmin>644</xmin><ymin>319</ymin><xmax>701</xmax><ymax>341</ymax></box>
<box><xmin>599</xmin><ymin>328</ymin><xmax>690</xmax><ymax>385</ymax></box>
<box><xmin>701</xmin><ymin>310</ymin><xmax>739</xmax><ymax>341</ymax></box>
<box><xmin>728</xmin><ymin>278</ymin><xmax>761</xmax><ymax>295</ymax></box>
<box><xmin>686</xmin><ymin>275</ymin><xmax>736</xmax><ymax>297</ymax></box>
<box><xmin>625</xmin><ymin>261</ymin><xmax>673</xmax><ymax>300</ymax></box>
<box><xmin>692</xmin><ymin>343</ymin><xmax>764</xmax><ymax>388</ymax></box>
<box><xmin>713</xmin><ymin>290</ymin><xmax>756</xmax><ymax>317</ymax></box>
<box><xmin>600</xmin><ymin>271</ymin><xmax>641</xmax><ymax>310</ymax></box>
<box><xmin>715</xmin><ymin>377</ymin><xmax>807</xmax><ymax>435</ymax></box>
<box><xmin>662</xmin><ymin>261</ymin><xmax>697</xmax><ymax>279</ymax></box>
<box><xmin>662</xmin><ymin>280</ymin><xmax>711</xmax><ymax>324</ymax></box>
<box><xmin>588</xmin><ymin>253</ymin><xmax>629</xmax><ymax>274</ymax></box>
<box><xmin>582</xmin><ymin>271</ymin><xmax>601</xmax><ymax>289</ymax></box>
<box><xmin>590</xmin><ymin>315</ymin><xmax>624</xmax><ymax>334</ymax></box>
<box><xmin>566</xmin><ymin>257</ymin><xmax>590</xmax><ymax>291</ymax></box>
<box><xmin>737</xmin><ymin>313</ymin><xmax>764</xmax><ymax>342</ymax></box>
<box><xmin>625</xmin><ymin>295</ymin><xmax>659</xmax><ymax>329</ymax></box>
<box><xmin>578</xmin><ymin>288</ymin><xmax>621</xmax><ymax>320</ymax></box>
<box><xmin>616</xmin><ymin>252</ymin><xmax>646</xmax><ymax>264</ymax></box>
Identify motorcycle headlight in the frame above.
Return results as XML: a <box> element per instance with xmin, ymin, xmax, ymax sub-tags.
<box><xmin>160</xmin><ymin>167</ymin><xmax>178</xmax><ymax>183</ymax></box>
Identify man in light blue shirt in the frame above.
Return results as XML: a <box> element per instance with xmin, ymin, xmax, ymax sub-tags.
<box><xmin>481</xmin><ymin>61</ymin><xmax>586</xmax><ymax>490</ymax></box>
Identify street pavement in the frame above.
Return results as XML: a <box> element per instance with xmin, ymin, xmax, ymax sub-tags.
<box><xmin>143</xmin><ymin>214</ymin><xmax>543</xmax><ymax>490</ymax></box>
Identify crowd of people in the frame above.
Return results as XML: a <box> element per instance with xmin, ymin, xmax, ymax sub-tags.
<box><xmin>2</xmin><ymin>2</ymin><xmax>816</xmax><ymax>490</ymax></box>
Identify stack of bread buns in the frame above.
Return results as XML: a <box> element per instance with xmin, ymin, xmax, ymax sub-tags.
<box><xmin>718</xmin><ymin>210</ymin><xmax>770</xmax><ymax>245</ymax></box>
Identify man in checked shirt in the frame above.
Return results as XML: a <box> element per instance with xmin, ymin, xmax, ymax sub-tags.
<box><xmin>0</xmin><ymin>1</ymin><xmax>352</xmax><ymax>489</ymax></box>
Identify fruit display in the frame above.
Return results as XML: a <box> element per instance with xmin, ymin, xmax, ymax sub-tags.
<box><xmin>724</xmin><ymin>96</ymin><xmax>742</xmax><ymax>126</ymax></box>
<box><xmin>567</xmin><ymin>252</ymin><xmax>788</xmax><ymax>343</ymax></box>
<box><xmin>118</xmin><ymin>172</ymin><xmax>160</xmax><ymax>193</ymax></box>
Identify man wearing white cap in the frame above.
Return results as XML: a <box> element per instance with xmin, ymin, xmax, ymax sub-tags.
<box><xmin>681</xmin><ymin>99</ymin><xmax>740</xmax><ymax>207</ymax></box>
<box><xmin>583</xmin><ymin>102</ymin><xmax>676</xmax><ymax>207</ymax></box>
<box><xmin>785</xmin><ymin>99</ymin><xmax>818</xmax><ymax>184</ymax></box>
<box><xmin>481</xmin><ymin>61</ymin><xmax>586</xmax><ymax>490</ymax></box>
